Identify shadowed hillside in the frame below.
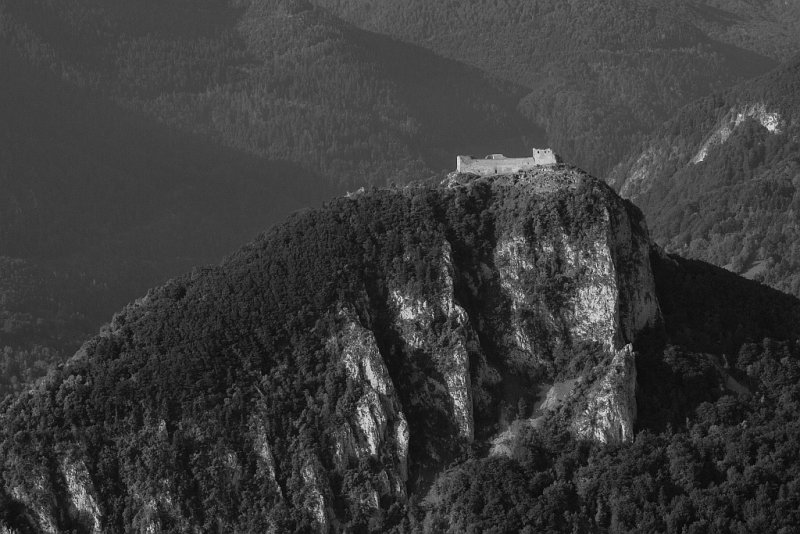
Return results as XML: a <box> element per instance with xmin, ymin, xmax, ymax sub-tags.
<box><xmin>609</xmin><ymin>56</ymin><xmax>800</xmax><ymax>296</ymax></box>
<box><xmin>0</xmin><ymin>46</ymin><xmax>334</xmax><ymax>397</ymax></box>
<box><xmin>311</xmin><ymin>0</ymin><xmax>791</xmax><ymax>175</ymax></box>
<box><xmin>0</xmin><ymin>0</ymin><xmax>544</xmax><ymax>188</ymax></box>
<box><xmin>0</xmin><ymin>0</ymin><xmax>548</xmax><ymax>395</ymax></box>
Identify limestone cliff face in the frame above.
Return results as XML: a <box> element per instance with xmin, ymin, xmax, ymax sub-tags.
<box><xmin>60</xmin><ymin>457</ymin><xmax>103</xmax><ymax>534</ymax></box>
<box><xmin>456</xmin><ymin>169</ymin><xmax>658</xmax><ymax>448</ymax></box>
<box><xmin>389</xmin><ymin>241</ymin><xmax>475</xmax><ymax>441</ymax></box>
<box><xmin>689</xmin><ymin>103</ymin><xmax>783</xmax><ymax>165</ymax></box>
<box><xmin>0</xmin><ymin>167</ymin><xmax>663</xmax><ymax>532</ymax></box>
<box><xmin>329</xmin><ymin>309</ymin><xmax>409</xmax><ymax>494</ymax></box>
<box><xmin>573</xmin><ymin>344</ymin><xmax>638</xmax><ymax>444</ymax></box>
<box><xmin>492</xmin><ymin>203</ymin><xmax>658</xmax><ymax>358</ymax></box>
<box><xmin>3</xmin><ymin>448</ymin><xmax>103</xmax><ymax>534</ymax></box>
<box><xmin>610</xmin><ymin>101</ymin><xmax>786</xmax><ymax>202</ymax></box>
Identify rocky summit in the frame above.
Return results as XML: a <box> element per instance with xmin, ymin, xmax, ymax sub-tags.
<box><xmin>1</xmin><ymin>164</ymin><xmax>797</xmax><ymax>532</ymax></box>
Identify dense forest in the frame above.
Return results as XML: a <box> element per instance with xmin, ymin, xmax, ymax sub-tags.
<box><xmin>2</xmin><ymin>0</ymin><xmax>799</xmax><ymax>396</ymax></box>
<box><xmin>609</xmin><ymin>56</ymin><xmax>800</xmax><ymax>297</ymax></box>
<box><xmin>3</xmin><ymin>0</ymin><xmax>793</xmax><ymax>181</ymax></box>
<box><xmin>0</xmin><ymin>44</ymin><xmax>336</xmax><ymax>399</ymax></box>
<box><xmin>2</xmin><ymin>174</ymin><xmax>800</xmax><ymax>532</ymax></box>
<box><xmin>695</xmin><ymin>0</ymin><xmax>800</xmax><ymax>60</ymax></box>
<box><xmin>425</xmin><ymin>341</ymin><xmax>800</xmax><ymax>533</ymax></box>
<box><xmin>311</xmin><ymin>0</ymin><xmax>791</xmax><ymax>175</ymax></box>
<box><xmin>0</xmin><ymin>0</ymin><xmax>546</xmax><ymax>396</ymax></box>
<box><xmin>1</xmin><ymin>1</ymin><xmax>800</xmax><ymax>530</ymax></box>
<box><xmin>0</xmin><ymin>0</ymin><xmax>541</xmax><ymax>188</ymax></box>
<box><xmin>423</xmin><ymin>252</ymin><xmax>800</xmax><ymax>532</ymax></box>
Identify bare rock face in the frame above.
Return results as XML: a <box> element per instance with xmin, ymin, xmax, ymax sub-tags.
<box><xmin>573</xmin><ymin>344</ymin><xmax>638</xmax><ymax>444</ymax></box>
<box><xmin>389</xmin><ymin>241</ymin><xmax>475</xmax><ymax>441</ymax></box>
<box><xmin>493</xmin><ymin>232</ymin><xmax>543</xmax><ymax>367</ymax></box>
<box><xmin>317</xmin><ymin>308</ymin><xmax>412</xmax><ymax>521</ymax></box>
<box><xmin>688</xmin><ymin>103</ymin><xmax>783</xmax><ymax>166</ymax></box>
<box><xmin>7</xmin><ymin>466</ymin><xmax>58</xmax><ymax>534</ymax></box>
<box><xmin>0</xmin><ymin>167</ymin><xmax>664</xmax><ymax>531</ymax></box>
<box><xmin>610</xmin><ymin>100</ymin><xmax>785</xmax><ymax>203</ymax></box>
<box><xmin>493</xmin><ymin>197</ymin><xmax>659</xmax><ymax>358</ymax></box>
<box><xmin>60</xmin><ymin>457</ymin><xmax>103</xmax><ymax>534</ymax></box>
<box><xmin>331</xmin><ymin>309</ymin><xmax>409</xmax><ymax>485</ymax></box>
<box><xmin>300</xmin><ymin>461</ymin><xmax>329</xmax><ymax>532</ymax></box>
<box><xmin>3</xmin><ymin>451</ymin><xmax>103</xmax><ymax>534</ymax></box>
<box><xmin>469</xmin><ymin>170</ymin><xmax>658</xmax><ymax>446</ymax></box>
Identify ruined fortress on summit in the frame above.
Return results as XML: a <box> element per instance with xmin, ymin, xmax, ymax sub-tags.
<box><xmin>457</xmin><ymin>148</ymin><xmax>561</xmax><ymax>175</ymax></box>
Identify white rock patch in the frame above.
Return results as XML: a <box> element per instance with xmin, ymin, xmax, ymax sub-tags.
<box><xmin>390</xmin><ymin>241</ymin><xmax>475</xmax><ymax>440</ymax></box>
<box><xmin>573</xmin><ymin>345</ymin><xmax>637</xmax><ymax>444</ymax></box>
<box><xmin>301</xmin><ymin>464</ymin><xmax>327</xmax><ymax>531</ymax></box>
<box><xmin>692</xmin><ymin>103</ymin><xmax>783</xmax><ymax>164</ymax></box>
<box><xmin>61</xmin><ymin>458</ymin><xmax>103</xmax><ymax>533</ymax></box>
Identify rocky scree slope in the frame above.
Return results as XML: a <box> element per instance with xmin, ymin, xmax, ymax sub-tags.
<box><xmin>608</xmin><ymin>56</ymin><xmax>800</xmax><ymax>296</ymax></box>
<box><xmin>0</xmin><ymin>167</ymin><xmax>662</xmax><ymax>532</ymax></box>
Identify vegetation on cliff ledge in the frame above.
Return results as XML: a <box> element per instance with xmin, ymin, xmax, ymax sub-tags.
<box><xmin>1</xmin><ymin>174</ymin><xmax>800</xmax><ymax>532</ymax></box>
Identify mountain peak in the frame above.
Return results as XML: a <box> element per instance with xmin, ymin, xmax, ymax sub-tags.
<box><xmin>0</xmin><ymin>166</ymin><xmax>665</xmax><ymax>532</ymax></box>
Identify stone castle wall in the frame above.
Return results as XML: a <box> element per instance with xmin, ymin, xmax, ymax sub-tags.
<box><xmin>457</xmin><ymin>148</ymin><xmax>560</xmax><ymax>175</ymax></box>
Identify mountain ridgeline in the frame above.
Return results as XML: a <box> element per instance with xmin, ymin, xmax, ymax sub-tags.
<box><xmin>3</xmin><ymin>0</ymin><xmax>800</xmax><ymax>400</ymax></box>
<box><xmin>609</xmin><ymin>56</ymin><xmax>800</xmax><ymax>296</ymax></box>
<box><xmin>0</xmin><ymin>0</ymin><xmax>543</xmax><ymax>394</ymax></box>
<box><xmin>311</xmin><ymin>0</ymin><xmax>788</xmax><ymax>176</ymax></box>
<box><xmin>0</xmin><ymin>45</ymin><xmax>336</xmax><ymax>400</ymax></box>
<box><xmin>0</xmin><ymin>0</ymin><xmax>541</xmax><ymax>188</ymax></box>
<box><xmin>2</xmin><ymin>167</ymin><xmax>800</xmax><ymax>533</ymax></box>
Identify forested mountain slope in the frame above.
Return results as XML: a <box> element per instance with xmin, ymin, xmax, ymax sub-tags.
<box><xmin>608</xmin><ymin>56</ymin><xmax>800</xmax><ymax>296</ymax></box>
<box><xmin>695</xmin><ymin>0</ymin><xmax>800</xmax><ymax>60</ymax></box>
<box><xmin>311</xmin><ymin>0</ymin><xmax>792</xmax><ymax>175</ymax></box>
<box><xmin>0</xmin><ymin>46</ymin><xmax>331</xmax><ymax>398</ymax></box>
<box><xmin>0</xmin><ymin>0</ymin><xmax>545</xmax><ymax>396</ymax></box>
<box><xmin>0</xmin><ymin>0</ymin><xmax>541</xmax><ymax>188</ymax></box>
<box><xmin>2</xmin><ymin>168</ymin><xmax>800</xmax><ymax>532</ymax></box>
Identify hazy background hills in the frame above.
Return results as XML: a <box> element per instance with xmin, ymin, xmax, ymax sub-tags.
<box><xmin>2</xmin><ymin>1</ymin><xmax>800</xmax><ymax>530</ymax></box>
<box><xmin>311</xmin><ymin>0</ymin><xmax>794</xmax><ymax>175</ymax></box>
<box><xmin>0</xmin><ymin>44</ymin><xmax>334</xmax><ymax>395</ymax></box>
<box><xmin>609</xmin><ymin>56</ymin><xmax>800</xmax><ymax>296</ymax></box>
<box><xmin>0</xmin><ymin>0</ymin><xmax>541</xmax><ymax>395</ymax></box>
<box><xmin>0</xmin><ymin>0</ymin><xmax>541</xmax><ymax>187</ymax></box>
<box><xmin>1</xmin><ymin>0</ymin><xmax>799</xmax><ymax>393</ymax></box>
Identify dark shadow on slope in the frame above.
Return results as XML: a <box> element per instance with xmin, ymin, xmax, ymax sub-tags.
<box><xmin>652</xmin><ymin>249</ymin><xmax>800</xmax><ymax>355</ymax></box>
<box><xmin>0</xmin><ymin>44</ymin><xmax>336</xmax><ymax>268</ymax></box>
<box><xmin>635</xmin><ymin>248</ymin><xmax>800</xmax><ymax>432</ymax></box>
<box><xmin>687</xmin><ymin>2</ymin><xmax>746</xmax><ymax>27</ymax></box>
<box><xmin>706</xmin><ymin>38</ymin><xmax>779</xmax><ymax>81</ymax></box>
<box><xmin>313</xmin><ymin>7</ymin><xmax>548</xmax><ymax>172</ymax></box>
<box><xmin>0</xmin><ymin>45</ymin><xmax>338</xmax><ymax>388</ymax></box>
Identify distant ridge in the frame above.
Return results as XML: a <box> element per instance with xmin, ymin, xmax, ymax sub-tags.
<box><xmin>608</xmin><ymin>55</ymin><xmax>800</xmax><ymax>296</ymax></box>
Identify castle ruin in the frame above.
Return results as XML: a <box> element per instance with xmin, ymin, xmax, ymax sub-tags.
<box><xmin>456</xmin><ymin>148</ymin><xmax>561</xmax><ymax>175</ymax></box>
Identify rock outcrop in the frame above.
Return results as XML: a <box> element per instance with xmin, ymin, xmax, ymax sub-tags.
<box><xmin>0</xmin><ymin>166</ymin><xmax>663</xmax><ymax>532</ymax></box>
<box><xmin>573</xmin><ymin>344</ymin><xmax>638</xmax><ymax>444</ymax></box>
<box><xmin>389</xmin><ymin>241</ymin><xmax>475</xmax><ymax>441</ymax></box>
<box><xmin>329</xmin><ymin>309</ymin><xmax>409</xmax><ymax>495</ymax></box>
<box><xmin>60</xmin><ymin>457</ymin><xmax>103</xmax><ymax>534</ymax></box>
<box><xmin>690</xmin><ymin>103</ymin><xmax>783</xmax><ymax>165</ymax></box>
<box><xmin>614</xmin><ymin>101</ymin><xmax>786</xmax><ymax>201</ymax></box>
